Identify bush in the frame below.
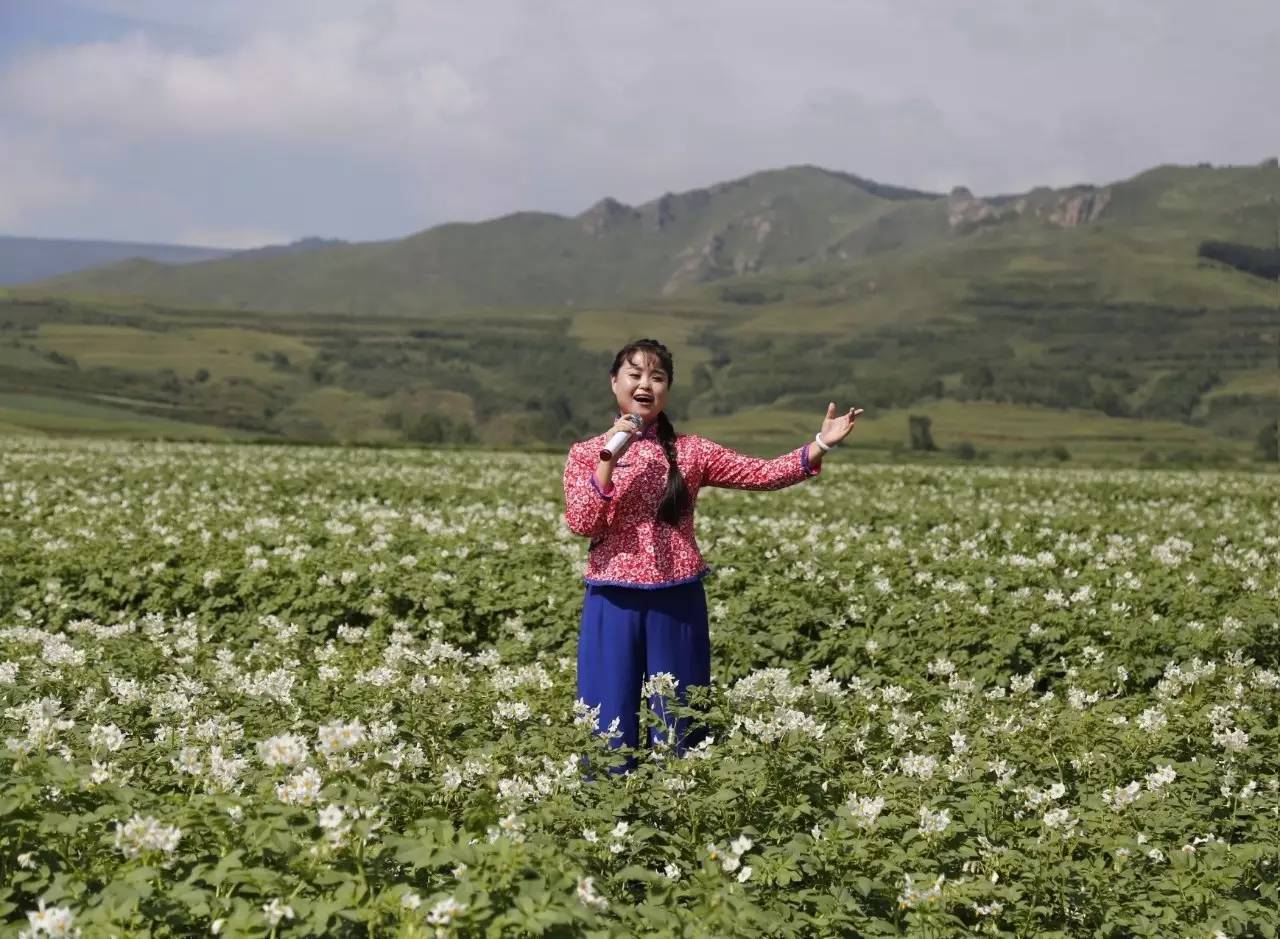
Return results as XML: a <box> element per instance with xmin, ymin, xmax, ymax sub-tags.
<box><xmin>908</xmin><ymin>415</ymin><xmax>936</xmax><ymax>451</ymax></box>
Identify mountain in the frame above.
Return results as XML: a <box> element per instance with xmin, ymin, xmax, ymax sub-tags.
<box><xmin>5</xmin><ymin>159</ymin><xmax>1278</xmax><ymax>465</ymax></box>
<box><xmin>0</xmin><ymin>235</ymin><xmax>350</xmax><ymax>288</ymax></box>
<box><xmin>31</xmin><ymin>159</ymin><xmax>1280</xmax><ymax>319</ymax></box>
<box><xmin>33</xmin><ymin>166</ymin><xmax>949</xmax><ymax>313</ymax></box>
<box><xmin>0</xmin><ymin>235</ymin><xmax>234</xmax><ymax>286</ymax></box>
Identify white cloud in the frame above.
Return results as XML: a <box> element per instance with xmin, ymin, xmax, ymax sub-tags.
<box><xmin>1</xmin><ymin>0</ymin><xmax>1276</xmax><ymax>242</ymax></box>
<box><xmin>1</xmin><ymin>20</ymin><xmax>479</xmax><ymax>149</ymax></box>
<box><xmin>0</xmin><ymin>134</ymin><xmax>96</xmax><ymax>228</ymax></box>
<box><xmin>176</xmin><ymin>226</ymin><xmax>294</xmax><ymax>249</ymax></box>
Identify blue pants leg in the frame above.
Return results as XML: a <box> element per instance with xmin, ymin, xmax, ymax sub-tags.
<box><xmin>576</xmin><ymin>580</ymin><xmax>710</xmax><ymax>777</ymax></box>
<box><xmin>641</xmin><ymin>581</ymin><xmax>711</xmax><ymax>755</ymax></box>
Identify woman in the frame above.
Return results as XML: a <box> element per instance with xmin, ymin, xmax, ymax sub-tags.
<box><xmin>562</xmin><ymin>338</ymin><xmax>861</xmax><ymax>775</ymax></box>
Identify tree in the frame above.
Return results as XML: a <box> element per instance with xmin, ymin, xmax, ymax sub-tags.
<box><xmin>1257</xmin><ymin>419</ymin><xmax>1279</xmax><ymax>462</ymax></box>
<box><xmin>407</xmin><ymin>413</ymin><xmax>475</xmax><ymax>445</ymax></box>
<box><xmin>908</xmin><ymin>415</ymin><xmax>936</xmax><ymax>451</ymax></box>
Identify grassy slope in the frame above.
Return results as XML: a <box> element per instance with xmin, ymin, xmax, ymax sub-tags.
<box><xmin>684</xmin><ymin>400</ymin><xmax>1245</xmax><ymax>464</ymax></box>
<box><xmin>6</xmin><ymin>161</ymin><xmax>1278</xmax><ymax>462</ymax></box>
<box><xmin>36</xmin><ymin>167</ymin><xmax>915</xmax><ymax>316</ymax></box>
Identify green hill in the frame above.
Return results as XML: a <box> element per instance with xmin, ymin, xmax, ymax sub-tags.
<box><xmin>7</xmin><ymin>158</ymin><xmax>1280</xmax><ymax>466</ymax></box>
<box><xmin>36</xmin><ymin>166</ymin><xmax>942</xmax><ymax>314</ymax></box>
<box><xmin>34</xmin><ymin>160</ymin><xmax>1280</xmax><ymax>321</ymax></box>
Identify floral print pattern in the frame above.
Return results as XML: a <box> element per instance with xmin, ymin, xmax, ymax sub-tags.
<box><xmin>562</xmin><ymin>430</ymin><xmax>820</xmax><ymax>588</ymax></box>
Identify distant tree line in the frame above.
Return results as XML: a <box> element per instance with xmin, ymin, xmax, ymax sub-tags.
<box><xmin>1198</xmin><ymin>241</ymin><xmax>1280</xmax><ymax>280</ymax></box>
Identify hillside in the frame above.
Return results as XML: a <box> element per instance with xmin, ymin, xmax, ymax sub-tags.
<box><xmin>5</xmin><ymin>159</ymin><xmax>1278</xmax><ymax>465</ymax></box>
<box><xmin>36</xmin><ymin>166</ymin><xmax>942</xmax><ymax>314</ymax></box>
<box><xmin>32</xmin><ymin>160</ymin><xmax>1280</xmax><ymax>321</ymax></box>
<box><xmin>0</xmin><ymin>235</ymin><xmax>234</xmax><ymax>286</ymax></box>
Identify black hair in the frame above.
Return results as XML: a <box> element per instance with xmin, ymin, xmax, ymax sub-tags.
<box><xmin>610</xmin><ymin>338</ymin><xmax>690</xmax><ymax>526</ymax></box>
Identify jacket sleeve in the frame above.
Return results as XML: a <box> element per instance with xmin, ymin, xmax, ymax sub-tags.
<box><xmin>700</xmin><ymin>437</ymin><xmax>821</xmax><ymax>491</ymax></box>
<box><xmin>562</xmin><ymin>442</ymin><xmax>615</xmax><ymax>537</ymax></box>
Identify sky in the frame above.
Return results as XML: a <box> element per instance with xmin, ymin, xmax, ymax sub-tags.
<box><xmin>1</xmin><ymin>0</ymin><xmax>1277</xmax><ymax>248</ymax></box>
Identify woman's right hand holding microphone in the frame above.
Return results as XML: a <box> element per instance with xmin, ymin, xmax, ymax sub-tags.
<box><xmin>595</xmin><ymin>414</ymin><xmax>643</xmax><ymax>493</ymax></box>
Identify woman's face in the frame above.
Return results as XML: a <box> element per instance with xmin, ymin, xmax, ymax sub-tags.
<box><xmin>611</xmin><ymin>352</ymin><xmax>669</xmax><ymax>424</ymax></box>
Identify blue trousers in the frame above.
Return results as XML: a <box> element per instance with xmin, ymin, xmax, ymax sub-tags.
<box><xmin>576</xmin><ymin>579</ymin><xmax>711</xmax><ymax>776</ymax></box>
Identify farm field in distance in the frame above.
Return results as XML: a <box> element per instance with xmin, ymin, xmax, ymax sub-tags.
<box><xmin>0</xmin><ymin>437</ymin><xmax>1277</xmax><ymax>936</ymax></box>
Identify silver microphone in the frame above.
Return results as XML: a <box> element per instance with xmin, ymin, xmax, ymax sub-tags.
<box><xmin>599</xmin><ymin>414</ymin><xmax>644</xmax><ymax>462</ymax></box>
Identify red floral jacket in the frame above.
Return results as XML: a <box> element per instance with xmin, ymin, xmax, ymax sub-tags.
<box><xmin>562</xmin><ymin>422</ymin><xmax>820</xmax><ymax>588</ymax></box>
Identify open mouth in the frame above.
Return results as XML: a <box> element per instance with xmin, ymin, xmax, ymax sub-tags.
<box><xmin>634</xmin><ymin>395</ymin><xmax>654</xmax><ymax>405</ymax></box>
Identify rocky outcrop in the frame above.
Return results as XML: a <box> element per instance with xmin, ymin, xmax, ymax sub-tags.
<box><xmin>946</xmin><ymin>184</ymin><xmax>1112</xmax><ymax>231</ymax></box>
<box><xmin>947</xmin><ymin>186</ymin><xmax>1004</xmax><ymax>229</ymax></box>
<box><xmin>1048</xmin><ymin>189</ymin><xmax>1111</xmax><ymax>227</ymax></box>
<box><xmin>660</xmin><ymin>205</ymin><xmax>779</xmax><ymax>295</ymax></box>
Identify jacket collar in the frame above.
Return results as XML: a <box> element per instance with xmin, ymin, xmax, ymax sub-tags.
<box><xmin>614</xmin><ymin>411</ymin><xmax>660</xmax><ymax>440</ymax></box>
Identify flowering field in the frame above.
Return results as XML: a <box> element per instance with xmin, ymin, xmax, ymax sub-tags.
<box><xmin>1</xmin><ymin>437</ymin><xmax>1277</xmax><ymax>938</ymax></box>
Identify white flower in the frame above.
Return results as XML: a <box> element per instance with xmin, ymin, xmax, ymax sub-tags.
<box><xmin>276</xmin><ymin>766</ymin><xmax>324</xmax><ymax>806</ymax></box>
<box><xmin>641</xmin><ymin>671</ymin><xmax>679</xmax><ymax>699</ymax></box>
<box><xmin>737</xmin><ymin>865</ymin><xmax>753</xmax><ymax>883</ymax></box>
<box><xmin>663</xmin><ymin>862</ymin><xmax>681</xmax><ymax>880</ymax></box>
<box><xmin>87</xmin><ymin>723</ymin><xmax>126</xmax><ymax>753</ymax></box>
<box><xmin>730</xmin><ymin>834</ymin><xmax>754</xmax><ymax>856</ymax></box>
<box><xmin>917</xmin><ymin>805</ymin><xmax>951</xmax><ymax>837</ymax></box>
<box><xmin>426</xmin><ymin>895</ymin><xmax>465</xmax><ymax>925</ymax></box>
<box><xmin>1042</xmin><ymin>807</ymin><xmax>1076</xmax><ymax>832</ymax></box>
<box><xmin>257</xmin><ymin>736</ymin><xmax>309</xmax><ymax>772</ymax></box>
<box><xmin>1103</xmin><ymin>781</ymin><xmax>1142</xmax><ymax>811</ymax></box>
<box><xmin>576</xmin><ymin>876</ymin><xmax>609</xmax><ymax>911</ymax></box>
<box><xmin>317</xmin><ymin>804</ymin><xmax>345</xmax><ymax>830</ymax></box>
<box><xmin>1212</xmin><ymin>726</ymin><xmax>1249</xmax><ymax>753</ymax></box>
<box><xmin>846</xmin><ymin>793</ymin><xmax>886</xmax><ymax>829</ymax></box>
<box><xmin>1137</xmin><ymin>708</ymin><xmax>1167</xmax><ymax>733</ymax></box>
<box><xmin>261</xmin><ymin>898</ymin><xmax>295</xmax><ymax>927</ymax></box>
<box><xmin>400</xmin><ymin>892</ymin><xmax>422</xmax><ymax>911</ymax></box>
<box><xmin>114</xmin><ymin>814</ymin><xmax>182</xmax><ymax>859</ymax></box>
<box><xmin>1145</xmin><ymin>765</ymin><xmax>1177</xmax><ymax>792</ymax></box>
<box><xmin>171</xmin><ymin>746</ymin><xmax>203</xmax><ymax>776</ymax></box>
<box><xmin>898</xmin><ymin>873</ymin><xmax>945</xmax><ymax>909</ymax></box>
<box><xmin>24</xmin><ymin>899</ymin><xmax>78</xmax><ymax>938</ymax></box>
<box><xmin>899</xmin><ymin>752</ymin><xmax>938</xmax><ymax>780</ymax></box>
<box><xmin>316</xmin><ymin>720</ymin><xmax>366</xmax><ymax>760</ymax></box>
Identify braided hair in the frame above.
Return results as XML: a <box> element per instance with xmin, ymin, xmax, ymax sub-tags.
<box><xmin>609</xmin><ymin>338</ymin><xmax>690</xmax><ymax>526</ymax></box>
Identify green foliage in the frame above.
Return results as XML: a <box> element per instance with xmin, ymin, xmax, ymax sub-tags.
<box><xmin>908</xmin><ymin>415</ymin><xmax>936</xmax><ymax>451</ymax></box>
<box><xmin>1257</xmin><ymin>419</ymin><xmax>1279</xmax><ymax>462</ymax></box>
<box><xmin>405</xmin><ymin>412</ymin><xmax>475</xmax><ymax>445</ymax></box>
<box><xmin>1198</xmin><ymin>240</ymin><xmax>1280</xmax><ymax>281</ymax></box>
<box><xmin>0</xmin><ymin>439</ymin><xmax>1277</xmax><ymax>936</ymax></box>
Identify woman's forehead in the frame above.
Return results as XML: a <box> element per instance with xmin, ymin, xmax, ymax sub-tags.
<box><xmin>623</xmin><ymin>352</ymin><xmax>666</xmax><ymax>373</ymax></box>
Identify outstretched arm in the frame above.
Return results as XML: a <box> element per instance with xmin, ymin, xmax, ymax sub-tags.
<box><xmin>701</xmin><ymin>438</ymin><xmax>820</xmax><ymax>491</ymax></box>
<box><xmin>702</xmin><ymin>402</ymin><xmax>862</xmax><ymax>489</ymax></box>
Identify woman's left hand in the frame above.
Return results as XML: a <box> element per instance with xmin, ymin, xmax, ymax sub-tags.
<box><xmin>819</xmin><ymin>402</ymin><xmax>864</xmax><ymax>447</ymax></box>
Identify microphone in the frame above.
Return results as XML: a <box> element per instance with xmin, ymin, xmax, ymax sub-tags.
<box><xmin>600</xmin><ymin>413</ymin><xmax>645</xmax><ymax>462</ymax></box>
